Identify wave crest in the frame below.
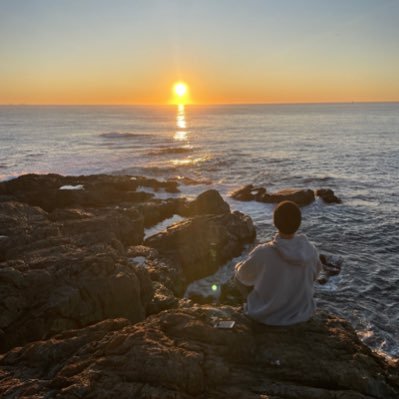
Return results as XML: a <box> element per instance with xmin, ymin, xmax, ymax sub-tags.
<box><xmin>100</xmin><ymin>132</ymin><xmax>151</xmax><ymax>139</ymax></box>
<box><xmin>148</xmin><ymin>146</ymin><xmax>194</xmax><ymax>156</ymax></box>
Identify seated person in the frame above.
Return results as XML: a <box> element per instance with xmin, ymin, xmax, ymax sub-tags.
<box><xmin>235</xmin><ymin>200</ymin><xmax>322</xmax><ymax>326</ymax></box>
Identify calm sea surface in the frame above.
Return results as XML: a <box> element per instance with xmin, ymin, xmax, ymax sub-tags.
<box><xmin>0</xmin><ymin>103</ymin><xmax>398</xmax><ymax>356</ymax></box>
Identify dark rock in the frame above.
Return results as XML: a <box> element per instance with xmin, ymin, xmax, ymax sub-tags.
<box><xmin>59</xmin><ymin>208</ymin><xmax>144</xmax><ymax>247</ymax></box>
<box><xmin>317</xmin><ymin>254</ymin><xmax>344</xmax><ymax>285</ymax></box>
<box><xmin>231</xmin><ymin>184</ymin><xmax>257</xmax><ymax>201</ymax></box>
<box><xmin>136</xmin><ymin>198</ymin><xmax>188</xmax><ymax>227</ymax></box>
<box><xmin>127</xmin><ymin>245</ymin><xmax>183</xmax><ymax>312</ymax></box>
<box><xmin>187</xmin><ymin>291</ymin><xmax>215</xmax><ymax>304</ymax></box>
<box><xmin>146</xmin><ymin>281</ymin><xmax>180</xmax><ymax>315</ymax></box>
<box><xmin>0</xmin><ymin>307</ymin><xmax>397</xmax><ymax>398</ymax></box>
<box><xmin>316</xmin><ymin>188</ymin><xmax>342</xmax><ymax>204</ymax></box>
<box><xmin>232</xmin><ymin>185</ymin><xmax>316</xmax><ymax>206</ymax></box>
<box><xmin>0</xmin><ymin>200</ymin><xmax>151</xmax><ymax>352</ymax></box>
<box><xmin>260</xmin><ymin>188</ymin><xmax>315</xmax><ymax>206</ymax></box>
<box><xmin>48</xmin><ymin>207</ymin><xmax>94</xmax><ymax>221</ymax></box>
<box><xmin>0</xmin><ymin>173</ymin><xmax>181</xmax><ymax>211</ymax></box>
<box><xmin>0</xmin><ymin>175</ymin><xmax>258</xmax><ymax>353</ymax></box>
<box><xmin>219</xmin><ymin>276</ymin><xmax>247</xmax><ymax>306</ymax></box>
<box><xmin>145</xmin><ymin>211</ymin><xmax>256</xmax><ymax>283</ymax></box>
<box><xmin>231</xmin><ymin>184</ymin><xmax>268</xmax><ymax>202</ymax></box>
<box><xmin>185</xmin><ymin>189</ymin><xmax>230</xmax><ymax>216</ymax></box>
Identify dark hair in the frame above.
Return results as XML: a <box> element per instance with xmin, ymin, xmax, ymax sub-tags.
<box><xmin>273</xmin><ymin>200</ymin><xmax>301</xmax><ymax>235</ymax></box>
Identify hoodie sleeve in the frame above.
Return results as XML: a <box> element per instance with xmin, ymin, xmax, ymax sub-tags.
<box><xmin>235</xmin><ymin>245</ymin><xmax>265</xmax><ymax>287</ymax></box>
<box><xmin>314</xmin><ymin>249</ymin><xmax>323</xmax><ymax>281</ymax></box>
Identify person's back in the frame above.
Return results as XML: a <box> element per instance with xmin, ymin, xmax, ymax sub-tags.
<box><xmin>235</xmin><ymin>200</ymin><xmax>321</xmax><ymax>326</ymax></box>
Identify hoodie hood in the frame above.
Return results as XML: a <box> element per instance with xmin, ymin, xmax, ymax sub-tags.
<box><xmin>271</xmin><ymin>233</ymin><xmax>318</xmax><ymax>266</ymax></box>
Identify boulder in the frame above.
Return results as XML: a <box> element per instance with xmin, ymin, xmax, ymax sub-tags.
<box><xmin>231</xmin><ymin>184</ymin><xmax>266</xmax><ymax>201</ymax></box>
<box><xmin>145</xmin><ymin>211</ymin><xmax>256</xmax><ymax>283</ymax></box>
<box><xmin>184</xmin><ymin>189</ymin><xmax>230</xmax><ymax>216</ymax></box>
<box><xmin>260</xmin><ymin>188</ymin><xmax>315</xmax><ymax>206</ymax></box>
<box><xmin>316</xmin><ymin>188</ymin><xmax>342</xmax><ymax>204</ymax></box>
<box><xmin>317</xmin><ymin>254</ymin><xmax>344</xmax><ymax>284</ymax></box>
<box><xmin>232</xmin><ymin>184</ymin><xmax>342</xmax><ymax>207</ymax></box>
<box><xmin>232</xmin><ymin>185</ymin><xmax>315</xmax><ymax>206</ymax></box>
<box><xmin>0</xmin><ymin>306</ymin><xmax>397</xmax><ymax>398</ymax></box>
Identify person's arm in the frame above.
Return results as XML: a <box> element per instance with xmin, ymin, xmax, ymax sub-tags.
<box><xmin>235</xmin><ymin>246</ymin><xmax>263</xmax><ymax>287</ymax></box>
<box><xmin>314</xmin><ymin>253</ymin><xmax>323</xmax><ymax>281</ymax></box>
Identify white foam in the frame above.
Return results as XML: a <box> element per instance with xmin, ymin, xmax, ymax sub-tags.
<box><xmin>59</xmin><ymin>184</ymin><xmax>84</xmax><ymax>190</ymax></box>
<box><xmin>144</xmin><ymin>214</ymin><xmax>185</xmax><ymax>239</ymax></box>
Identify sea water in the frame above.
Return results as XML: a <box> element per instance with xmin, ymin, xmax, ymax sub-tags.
<box><xmin>0</xmin><ymin>103</ymin><xmax>398</xmax><ymax>356</ymax></box>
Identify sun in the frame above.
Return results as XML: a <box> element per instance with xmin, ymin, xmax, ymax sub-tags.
<box><xmin>174</xmin><ymin>82</ymin><xmax>187</xmax><ymax>97</ymax></box>
<box><xmin>171</xmin><ymin>82</ymin><xmax>190</xmax><ymax>104</ymax></box>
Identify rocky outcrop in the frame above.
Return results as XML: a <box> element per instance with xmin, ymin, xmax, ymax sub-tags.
<box><xmin>0</xmin><ymin>173</ymin><xmax>179</xmax><ymax>211</ymax></box>
<box><xmin>231</xmin><ymin>184</ymin><xmax>341</xmax><ymax>206</ymax></box>
<box><xmin>0</xmin><ymin>175</ymin><xmax>257</xmax><ymax>352</ymax></box>
<box><xmin>316</xmin><ymin>188</ymin><xmax>342</xmax><ymax>204</ymax></box>
<box><xmin>231</xmin><ymin>185</ymin><xmax>315</xmax><ymax>206</ymax></box>
<box><xmin>0</xmin><ymin>306</ymin><xmax>398</xmax><ymax>399</ymax></box>
<box><xmin>184</xmin><ymin>189</ymin><xmax>231</xmax><ymax>216</ymax></box>
<box><xmin>0</xmin><ymin>173</ymin><xmax>397</xmax><ymax>398</ymax></box>
<box><xmin>145</xmin><ymin>211</ymin><xmax>256</xmax><ymax>283</ymax></box>
<box><xmin>0</xmin><ymin>200</ymin><xmax>152</xmax><ymax>352</ymax></box>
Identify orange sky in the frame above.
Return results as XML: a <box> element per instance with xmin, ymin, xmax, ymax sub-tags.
<box><xmin>1</xmin><ymin>1</ymin><xmax>398</xmax><ymax>105</ymax></box>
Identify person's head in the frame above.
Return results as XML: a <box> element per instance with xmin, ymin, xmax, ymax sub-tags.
<box><xmin>273</xmin><ymin>200</ymin><xmax>301</xmax><ymax>236</ymax></box>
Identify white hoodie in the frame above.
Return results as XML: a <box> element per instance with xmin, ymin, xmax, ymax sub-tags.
<box><xmin>235</xmin><ymin>233</ymin><xmax>322</xmax><ymax>326</ymax></box>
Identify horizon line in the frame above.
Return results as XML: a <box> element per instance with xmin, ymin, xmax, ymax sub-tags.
<box><xmin>1</xmin><ymin>100</ymin><xmax>399</xmax><ymax>107</ymax></box>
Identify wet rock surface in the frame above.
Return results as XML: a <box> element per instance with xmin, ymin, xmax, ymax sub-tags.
<box><xmin>0</xmin><ymin>307</ymin><xmax>398</xmax><ymax>399</ymax></box>
<box><xmin>231</xmin><ymin>184</ymin><xmax>341</xmax><ymax>206</ymax></box>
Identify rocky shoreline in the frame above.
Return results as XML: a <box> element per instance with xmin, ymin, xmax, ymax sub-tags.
<box><xmin>0</xmin><ymin>173</ymin><xmax>398</xmax><ymax>398</ymax></box>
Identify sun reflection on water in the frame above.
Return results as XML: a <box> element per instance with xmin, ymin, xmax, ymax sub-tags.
<box><xmin>174</xmin><ymin>104</ymin><xmax>188</xmax><ymax>141</ymax></box>
<box><xmin>171</xmin><ymin>156</ymin><xmax>208</xmax><ymax>166</ymax></box>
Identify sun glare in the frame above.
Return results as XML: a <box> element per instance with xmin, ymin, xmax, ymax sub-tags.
<box><xmin>172</xmin><ymin>82</ymin><xmax>190</xmax><ymax>104</ymax></box>
<box><xmin>174</xmin><ymin>83</ymin><xmax>187</xmax><ymax>97</ymax></box>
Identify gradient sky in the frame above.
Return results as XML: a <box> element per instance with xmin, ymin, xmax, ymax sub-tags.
<box><xmin>1</xmin><ymin>0</ymin><xmax>399</xmax><ymax>104</ymax></box>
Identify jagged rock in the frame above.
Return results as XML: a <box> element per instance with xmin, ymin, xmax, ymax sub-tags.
<box><xmin>184</xmin><ymin>189</ymin><xmax>231</xmax><ymax>216</ymax></box>
<box><xmin>316</xmin><ymin>188</ymin><xmax>342</xmax><ymax>204</ymax></box>
<box><xmin>136</xmin><ymin>198</ymin><xmax>188</xmax><ymax>227</ymax></box>
<box><xmin>145</xmin><ymin>211</ymin><xmax>256</xmax><ymax>283</ymax></box>
<box><xmin>0</xmin><ymin>173</ymin><xmax>181</xmax><ymax>211</ymax></box>
<box><xmin>146</xmin><ymin>281</ymin><xmax>180</xmax><ymax>315</ymax></box>
<box><xmin>232</xmin><ymin>185</ymin><xmax>315</xmax><ymax>206</ymax></box>
<box><xmin>0</xmin><ymin>307</ymin><xmax>397</xmax><ymax>398</ymax></box>
<box><xmin>317</xmin><ymin>254</ymin><xmax>344</xmax><ymax>284</ymax></box>
<box><xmin>232</xmin><ymin>185</ymin><xmax>342</xmax><ymax>207</ymax></box>
<box><xmin>0</xmin><ymin>200</ymin><xmax>151</xmax><ymax>352</ymax></box>
<box><xmin>231</xmin><ymin>184</ymin><xmax>266</xmax><ymax>201</ymax></box>
<box><xmin>260</xmin><ymin>188</ymin><xmax>315</xmax><ymax>206</ymax></box>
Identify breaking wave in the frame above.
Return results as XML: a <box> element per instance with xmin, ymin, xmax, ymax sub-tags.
<box><xmin>147</xmin><ymin>146</ymin><xmax>194</xmax><ymax>156</ymax></box>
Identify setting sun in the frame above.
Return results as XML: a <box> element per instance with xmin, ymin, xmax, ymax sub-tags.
<box><xmin>174</xmin><ymin>83</ymin><xmax>187</xmax><ymax>97</ymax></box>
<box><xmin>172</xmin><ymin>82</ymin><xmax>189</xmax><ymax>104</ymax></box>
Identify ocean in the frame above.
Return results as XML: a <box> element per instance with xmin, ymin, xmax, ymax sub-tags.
<box><xmin>0</xmin><ymin>103</ymin><xmax>398</xmax><ymax>356</ymax></box>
